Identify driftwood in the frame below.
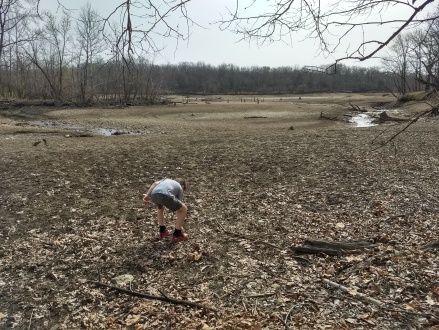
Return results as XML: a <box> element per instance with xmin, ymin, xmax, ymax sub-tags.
<box><xmin>294</xmin><ymin>239</ymin><xmax>377</xmax><ymax>256</ymax></box>
<box><xmin>348</xmin><ymin>102</ymin><xmax>366</xmax><ymax>112</ymax></box>
<box><xmin>244</xmin><ymin>116</ymin><xmax>267</xmax><ymax>119</ymax></box>
<box><xmin>319</xmin><ymin>112</ymin><xmax>338</xmax><ymax>120</ymax></box>
<box><xmin>92</xmin><ymin>281</ymin><xmax>217</xmax><ymax>312</ymax></box>
<box><xmin>378</xmin><ymin>111</ymin><xmax>409</xmax><ymax>123</ymax></box>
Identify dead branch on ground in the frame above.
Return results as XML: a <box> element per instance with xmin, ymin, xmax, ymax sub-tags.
<box><xmin>348</xmin><ymin>103</ymin><xmax>365</xmax><ymax>112</ymax></box>
<box><xmin>294</xmin><ymin>239</ymin><xmax>378</xmax><ymax>256</ymax></box>
<box><xmin>323</xmin><ymin>279</ymin><xmax>384</xmax><ymax>306</ymax></box>
<box><xmin>294</xmin><ymin>245</ymin><xmax>342</xmax><ymax>256</ymax></box>
<box><xmin>246</xmin><ymin>292</ymin><xmax>276</xmax><ymax>298</ymax></box>
<box><xmin>371</xmin><ymin>107</ymin><xmax>435</xmax><ymax>151</ymax></box>
<box><xmin>422</xmin><ymin>240</ymin><xmax>439</xmax><ymax>250</ymax></box>
<box><xmin>215</xmin><ymin>220</ymin><xmax>283</xmax><ymax>251</ymax></box>
<box><xmin>323</xmin><ymin>279</ymin><xmax>439</xmax><ymax>320</ymax></box>
<box><xmin>276</xmin><ymin>314</ymin><xmax>290</xmax><ymax>330</ymax></box>
<box><xmin>92</xmin><ymin>281</ymin><xmax>217</xmax><ymax>312</ymax></box>
<box><xmin>304</xmin><ymin>239</ymin><xmax>378</xmax><ymax>250</ymax></box>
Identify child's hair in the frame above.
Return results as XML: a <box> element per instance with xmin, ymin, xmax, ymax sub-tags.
<box><xmin>176</xmin><ymin>178</ymin><xmax>187</xmax><ymax>191</ymax></box>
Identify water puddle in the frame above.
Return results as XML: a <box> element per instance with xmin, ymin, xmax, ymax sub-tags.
<box><xmin>28</xmin><ymin>120</ymin><xmax>144</xmax><ymax>136</ymax></box>
<box><xmin>349</xmin><ymin>109</ymin><xmax>405</xmax><ymax>127</ymax></box>
<box><xmin>349</xmin><ymin>112</ymin><xmax>378</xmax><ymax>127</ymax></box>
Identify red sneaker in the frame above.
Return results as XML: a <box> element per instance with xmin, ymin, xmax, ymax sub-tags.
<box><xmin>172</xmin><ymin>232</ymin><xmax>188</xmax><ymax>242</ymax></box>
<box><xmin>159</xmin><ymin>230</ymin><xmax>171</xmax><ymax>239</ymax></box>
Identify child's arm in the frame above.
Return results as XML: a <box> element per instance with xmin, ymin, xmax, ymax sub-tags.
<box><xmin>143</xmin><ymin>181</ymin><xmax>160</xmax><ymax>204</ymax></box>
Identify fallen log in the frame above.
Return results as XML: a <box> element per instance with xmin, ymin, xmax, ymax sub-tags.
<box><xmin>294</xmin><ymin>239</ymin><xmax>377</xmax><ymax>256</ymax></box>
<box><xmin>304</xmin><ymin>239</ymin><xmax>378</xmax><ymax>250</ymax></box>
<box><xmin>378</xmin><ymin>111</ymin><xmax>409</xmax><ymax>123</ymax></box>
<box><xmin>319</xmin><ymin>112</ymin><xmax>338</xmax><ymax>120</ymax></box>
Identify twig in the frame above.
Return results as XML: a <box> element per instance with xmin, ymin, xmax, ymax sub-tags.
<box><xmin>276</xmin><ymin>314</ymin><xmax>290</xmax><ymax>330</ymax></box>
<box><xmin>284</xmin><ymin>304</ymin><xmax>296</xmax><ymax>325</ymax></box>
<box><xmin>371</xmin><ymin>108</ymin><xmax>433</xmax><ymax>151</ymax></box>
<box><xmin>242</xmin><ymin>300</ymin><xmax>247</xmax><ymax>313</ymax></box>
<box><xmin>28</xmin><ymin>309</ymin><xmax>34</xmax><ymax>330</ymax></box>
<box><xmin>292</xmin><ymin>255</ymin><xmax>311</xmax><ymax>264</ymax></box>
<box><xmin>215</xmin><ymin>220</ymin><xmax>283</xmax><ymax>250</ymax></box>
<box><xmin>348</xmin><ymin>102</ymin><xmax>363</xmax><ymax>111</ymax></box>
<box><xmin>158</xmin><ymin>289</ymin><xmax>169</xmax><ymax>299</ymax></box>
<box><xmin>246</xmin><ymin>292</ymin><xmax>276</xmax><ymax>298</ymax></box>
<box><xmin>92</xmin><ymin>281</ymin><xmax>217</xmax><ymax>312</ymax></box>
<box><xmin>323</xmin><ymin>279</ymin><xmax>383</xmax><ymax>306</ymax></box>
<box><xmin>323</xmin><ymin>279</ymin><xmax>439</xmax><ymax>319</ymax></box>
<box><xmin>294</xmin><ymin>245</ymin><xmax>341</xmax><ymax>256</ymax></box>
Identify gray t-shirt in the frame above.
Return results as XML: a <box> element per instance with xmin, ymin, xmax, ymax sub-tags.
<box><xmin>151</xmin><ymin>178</ymin><xmax>184</xmax><ymax>201</ymax></box>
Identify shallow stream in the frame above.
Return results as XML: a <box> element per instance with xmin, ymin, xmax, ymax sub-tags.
<box><xmin>28</xmin><ymin>120</ymin><xmax>144</xmax><ymax>136</ymax></box>
<box><xmin>349</xmin><ymin>112</ymin><xmax>379</xmax><ymax>127</ymax></box>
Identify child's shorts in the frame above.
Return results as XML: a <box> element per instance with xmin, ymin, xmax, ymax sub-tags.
<box><xmin>150</xmin><ymin>193</ymin><xmax>183</xmax><ymax>212</ymax></box>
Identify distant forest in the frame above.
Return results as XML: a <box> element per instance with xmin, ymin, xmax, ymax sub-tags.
<box><xmin>2</xmin><ymin>4</ymin><xmax>436</xmax><ymax>104</ymax></box>
<box><xmin>154</xmin><ymin>62</ymin><xmax>394</xmax><ymax>95</ymax></box>
<box><xmin>0</xmin><ymin>59</ymin><xmax>407</xmax><ymax>104</ymax></box>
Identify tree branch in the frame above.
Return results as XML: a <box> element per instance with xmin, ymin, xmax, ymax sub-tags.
<box><xmin>92</xmin><ymin>281</ymin><xmax>218</xmax><ymax>312</ymax></box>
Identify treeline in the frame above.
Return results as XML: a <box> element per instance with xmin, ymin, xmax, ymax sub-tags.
<box><xmin>1</xmin><ymin>2</ymin><xmax>437</xmax><ymax>104</ymax></box>
<box><xmin>0</xmin><ymin>56</ymin><xmax>397</xmax><ymax>103</ymax></box>
<box><xmin>158</xmin><ymin>62</ymin><xmax>393</xmax><ymax>95</ymax></box>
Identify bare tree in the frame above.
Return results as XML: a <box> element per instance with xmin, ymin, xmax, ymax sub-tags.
<box><xmin>406</xmin><ymin>29</ymin><xmax>425</xmax><ymax>91</ymax></box>
<box><xmin>0</xmin><ymin>0</ymin><xmax>36</xmax><ymax>95</ymax></box>
<box><xmin>414</xmin><ymin>9</ymin><xmax>439</xmax><ymax>90</ymax></box>
<box><xmin>382</xmin><ymin>34</ymin><xmax>412</xmax><ymax>94</ymax></box>
<box><xmin>219</xmin><ymin>1</ymin><xmax>439</xmax><ymax>66</ymax></box>
<box><xmin>29</xmin><ymin>0</ymin><xmax>438</xmax><ymax>78</ymax></box>
<box><xmin>0</xmin><ymin>0</ymin><xmax>24</xmax><ymax>62</ymax></box>
<box><xmin>104</xmin><ymin>0</ymin><xmax>194</xmax><ymax>55</ymax></box>
<box><xmin>74</xmin><ymin>3</ymin><xmax>106</xmax><ymax>103</ymax></box>
<box><xmin>24</xmin><ymin>11</ymin><xmax>72</xmax><ymax>102</ymax></box>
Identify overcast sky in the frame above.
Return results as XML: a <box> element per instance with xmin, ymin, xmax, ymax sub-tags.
<box><xmin>41</xmin><ymin>0</ymin><xmax>420</xmax><ymax>69</ymax></box>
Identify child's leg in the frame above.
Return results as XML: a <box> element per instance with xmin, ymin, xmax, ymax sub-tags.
<box><xmin>174</xmin><ymin>203</ymin><xmax>187</xmax><ymax>230</ymax></box>
<box><xmin>157</xmin><ymin>207</ymin><xmax>165</xmax><ymax>226</ymax></box>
